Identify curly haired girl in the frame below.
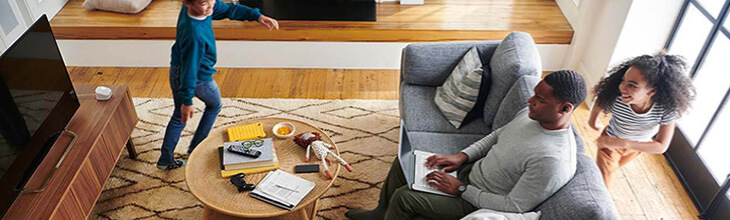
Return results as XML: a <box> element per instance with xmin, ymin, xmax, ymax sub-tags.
<box><xmin>588</xmin><ymin>52</ymin><xmax>695</xmax><ymax>188</ymax></box>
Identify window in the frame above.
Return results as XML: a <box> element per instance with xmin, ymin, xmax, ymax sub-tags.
<box><xmin>666</xmin><ymin>0</ymin><xmax>730</xmax><ymax>205</ymax></box>
<box><xmin>668</xmin><ymin>5</ymin><xmax>713</xmax><ymax>71</ymax></box>
<box><xmin>691</xmin><ymin>36</ymin><xmax>730</xmax><ymax>182</ymax></box>
<box><xmin>698</xmin><ymin>0</ymin><xmax>726</xmax><ymax>17</ymax></box>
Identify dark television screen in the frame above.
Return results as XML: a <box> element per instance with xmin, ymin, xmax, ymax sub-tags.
<box><xmin>0</xmin><ymin>15</ymin><xmax>79</xmax><ymax>217</ymax></box>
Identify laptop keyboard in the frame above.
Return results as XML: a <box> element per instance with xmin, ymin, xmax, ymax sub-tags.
<box><xmin>414</xmin><ymin>153</ymin><xmax>439</xmax><ymax>190</ymax></box>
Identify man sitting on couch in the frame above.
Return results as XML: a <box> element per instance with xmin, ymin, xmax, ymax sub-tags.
<box><xmin>346</xmin><ymin>70</ymin><xmax>587</xmax><ymax>220</ymax></box>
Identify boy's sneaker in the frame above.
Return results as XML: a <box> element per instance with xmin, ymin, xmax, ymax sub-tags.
<box><xmin>157</xmin><ymin>160</ymin><xmax>186</xmax><ymax>170</ymax></box>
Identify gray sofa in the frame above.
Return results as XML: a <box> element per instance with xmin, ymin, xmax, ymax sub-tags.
<box><xmin>399</xmin><ymin>32</ymin><xmax>618</xmax><ymax>219</ymax></box>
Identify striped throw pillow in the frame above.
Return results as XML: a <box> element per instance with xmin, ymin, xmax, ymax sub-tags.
<box><xmin>434</xmin><ymin>47</ymin><xmax>484</xmax><ymax>128</ymax></box>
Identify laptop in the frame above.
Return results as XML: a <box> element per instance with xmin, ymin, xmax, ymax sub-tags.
<box><xmin>398</xmin><ymin>121</ymin><xmax>457</xmax><ymax>197</ymax></box>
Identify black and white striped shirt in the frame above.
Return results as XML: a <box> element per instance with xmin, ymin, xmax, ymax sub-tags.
<box><xmin>605</xmin><ymin>97</ymin><xmax>678</xmax><ymax>142</ymax></box>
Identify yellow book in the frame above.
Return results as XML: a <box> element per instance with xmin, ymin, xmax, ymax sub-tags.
<box><xmin>227</xmin><ymin>122</ymin><xmax>266</xmax><ymax>142</ymax></box>
<box><xmin>221</xmin><ymin>162</ymin><xmax>280</xmax><ymax>178</ymax></box>
<box><xmin>218</xmin><ymin>145</ymin><xmax>280</xmax><ymax>178</ymax></box>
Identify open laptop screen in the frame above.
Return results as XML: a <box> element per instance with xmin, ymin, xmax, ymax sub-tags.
<box><xmin>397</xmin><ymin>121</ymin><xmax>414</xmax><ymax>186</ymax></box>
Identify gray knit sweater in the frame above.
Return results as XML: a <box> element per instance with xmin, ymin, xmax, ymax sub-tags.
<box><xmin>460</xmin><ymin>108</ymin><xmax>576</xmax><ymax>212</ymax></box>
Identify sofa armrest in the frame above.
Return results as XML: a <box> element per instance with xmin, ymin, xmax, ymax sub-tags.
<box><xmin>535</xmin><ymin>155</ymin><xmax>618</xmax><ymax>220</ymax></box>
<box><xmin>401</xmin><ymin>41</ymin><xmax>500</xmax><ymax>86</ymax></box>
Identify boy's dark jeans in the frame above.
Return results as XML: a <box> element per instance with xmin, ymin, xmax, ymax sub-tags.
<box><xmin>157</xmin><ymin>65</ymin><xmax>222</xmax><ymax>166</ymax></box>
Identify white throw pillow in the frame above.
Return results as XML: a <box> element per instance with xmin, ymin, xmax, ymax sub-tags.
<box><xmin>461</xmin><ymin>209</ymin><xmax>541</xmax><ymax>220</ymax></box>
<box><xmin>83</xmin><ymin>0</ymin><xmax>152</xmax><ymax>14</ymax></box>
<box><xmin>434</xmin><ymin>47</ymin><xmax>483</xmax><ymax>128</ymax></box>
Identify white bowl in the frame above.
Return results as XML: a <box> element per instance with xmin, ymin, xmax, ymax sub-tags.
<box><xmin>273</xmin><ymin>122</ymin><xmax>296</xmax><ymax>139</ymax></box>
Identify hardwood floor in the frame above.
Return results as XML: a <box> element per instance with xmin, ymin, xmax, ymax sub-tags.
<box><xmin>50</xmin><ymin>0</ymin><xmax>573</xmax><ymax>43</ymax></box>
<box><xmin>67</xmin><ymin>67</ymin><xmax>400</xmax><ymax>99</ymax></box>
<box><xmin>67</xmin><ymin>67</ymin><xmax>699</xmax><ymax>219</ymax></box>
<box><xmin>572</xmin><ymin>105</ymin><xmax>699</xmax><ymax>220</ymax></box>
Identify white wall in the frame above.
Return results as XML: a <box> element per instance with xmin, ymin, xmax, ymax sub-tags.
<box><xmin>556</xmin><ymin>0</ymin><xmax>580</xmax><ymax>31</ymax></box>
<box><xmin>556</xmin><ymin>0</ymin><xmax>684</xmax><ymax>105</ymax></box>
<box><xmin>610</xmin><ymin>0</ymin><xmax>684</xmax><ymax>66</ymax></box>
<box><xmin>557</xmin><ymin>0</ymin><xmax>633</xmax><ymax>105</ymax></box>
<box><xmin>18</xmin><ymin>0</ymin><xmax>68</xmax><ymax>23</ymax></box>
<box><xmin>0</xmin><ymin>0</ymin><xmax>68</xmax><ymax>54</ymax></box>
<box><xmin>57</xmin><ymin>40</ymin><xmax>570</xmax><ymax>70</ymax></box>
<box><xmin>13</xmin><ymin>0</ymin><xmax>36</xmax><ymax>25</ymax></box>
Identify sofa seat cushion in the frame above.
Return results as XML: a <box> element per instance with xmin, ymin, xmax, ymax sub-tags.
<box><xmin>405</xmin><ymin>131</ymin><xmax>487</xmax><ymax>155</ymax></box>
<box><xmin>534</xmin><ymin>155</ymin><xmax>618</xmax><ymax>220</ymax></box>
<box><xmin>401</xmin><ymin>82</ymin><xmax>491</xmax><ymax>135</ymax></box>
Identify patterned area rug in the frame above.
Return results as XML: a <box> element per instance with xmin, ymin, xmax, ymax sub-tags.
<box><xmin>90</xmin><ymin>98</ymin><xmax>400</xmax><ymax>220</ymax></box>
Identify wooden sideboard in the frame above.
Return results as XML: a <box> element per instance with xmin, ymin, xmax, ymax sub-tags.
<box><xmin>3</xmin><ymin>85</ymin><xmax>138</xmax><ymax>219</ymax></box>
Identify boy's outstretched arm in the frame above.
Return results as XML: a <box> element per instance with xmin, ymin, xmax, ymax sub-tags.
<box><xmin>211</xmin><ymin>1</ymin><xmax>279</xmax><ymax>29</ymax></box>
<box><xmin>257</xmin><ymin>15</ymin><xmax>279</xmax><ymax>30</ymax></box>
<box><xmin>211</xmin><ymin>0</ymin><xmax>259</xmax><ymax>20</ymax></box>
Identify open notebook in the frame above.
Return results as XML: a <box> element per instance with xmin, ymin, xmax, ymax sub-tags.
<box><xmin>250</xmin><ymin>170</ymin><xmax>315</xmax><ymax>210</ymax></box>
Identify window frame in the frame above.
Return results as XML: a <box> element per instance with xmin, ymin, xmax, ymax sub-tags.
<box><xmin>664</xmin><ymin>0</ymin><xmax>730</xmax><ymax>218</ymax></box>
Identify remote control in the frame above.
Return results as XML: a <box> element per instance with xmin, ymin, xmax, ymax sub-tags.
<box><xmin>227</xmin><ymin>145</ymin><xmax>262</xmax><ymax>158</ymax></box>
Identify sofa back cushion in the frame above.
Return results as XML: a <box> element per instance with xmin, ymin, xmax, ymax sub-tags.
<box><xmin>401</xmin><ymin>42</ymin><xmax>499</xmax><ymax>86</ymax></box>
<box><xmin>492</xmin><ymin>75</ymin><xmax>540</xmax><ymax>129</ymax></box>
<box><xmin>483</xmin><ymin>32</ymin><xmax>542</xmax><ymax>128</ymax></box>
<box><xmin>462</xmin><ymin>65</ymin><xmax>492</xmax><ymax>125</ymax></box>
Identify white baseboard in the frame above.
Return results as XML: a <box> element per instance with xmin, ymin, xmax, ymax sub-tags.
<box><xmin>57</xmin><ymin>40</ymin><xmax>569</xmax><ymax>70</ymax></box>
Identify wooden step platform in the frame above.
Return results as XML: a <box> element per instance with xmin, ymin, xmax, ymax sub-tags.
<box><xmin>50</xmin><ymin>0</ymin><xmax>574</xmax><ymax>43</ymax></box>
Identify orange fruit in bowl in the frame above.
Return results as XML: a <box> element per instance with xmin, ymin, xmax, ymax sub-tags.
<box><xmin>277</xmin><ymin>126</ymin><xmax>291</xmax><ymax>135</ymax></box>
<box><xmin>273</xmin><ymin>122</ymin><xmax>295</xmax><ymax>138</ymax></box>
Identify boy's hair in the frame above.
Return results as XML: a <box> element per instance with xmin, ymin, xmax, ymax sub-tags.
<box><xmin>593</xmin><ymin>51</ymin><xmax>695</xmax><ymax>115</ymax></box>
<box><xmin>544</xmin><ymin>70</ymin><xmax>587</xmax><ymax>107</ymax></box>
<box><xmin>183</xmin><ymin>0</ymin><xmax>205</xmax><ymax>4</ymax></box>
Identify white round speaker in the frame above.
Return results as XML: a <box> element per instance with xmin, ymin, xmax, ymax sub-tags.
<box><xmin>95</xmin><ymin>86</ymin><xmax>113</xmax><ymax>101</ymax></box>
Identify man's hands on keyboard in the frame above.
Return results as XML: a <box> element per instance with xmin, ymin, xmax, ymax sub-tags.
<box><xmin>425</xmin><ymin>153</ymin><xmax>469</xmax><ymax>172</ymax></box>
<box><xmin>426</xmin><ymin>170</ymin><xmax>462</xmax><ymax>195</ymax></box>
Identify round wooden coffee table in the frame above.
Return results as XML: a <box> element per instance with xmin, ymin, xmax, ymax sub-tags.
<box><xmin>185</xmin><ymin>117</ymin><xmax>340</xmax><ymax>220</ymax></box>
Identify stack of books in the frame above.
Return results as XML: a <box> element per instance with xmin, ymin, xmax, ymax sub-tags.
<box><xmin>218</xmin><ymin>138</ymin><xmax>279</xmax><ymax>178</ymax></box>
<box><xmin>250</xmin><ymin>170</ymin><xmax>316</xmax><ymax>210</ymax></box>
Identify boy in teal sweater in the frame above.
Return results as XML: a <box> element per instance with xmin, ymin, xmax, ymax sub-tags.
<box><xmin>157</xmin><ymin>0</ymin><xmax>278</xmax><ymax>170</ymax></box>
